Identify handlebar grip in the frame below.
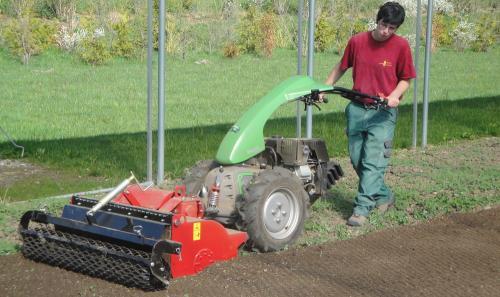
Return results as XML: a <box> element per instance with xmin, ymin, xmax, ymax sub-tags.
<box><xmin>377</xmin><ymin>97</ymin><xmax>388</xmax><ymax>105</ymax></box>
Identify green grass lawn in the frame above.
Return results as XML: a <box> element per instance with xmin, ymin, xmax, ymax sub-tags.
<box><xmin>0</xmin><ymin>46</ymin><xmax>499</xmax><ymax>199</ymax></box>
<box><xmin>1</xmin><ymin>46</ymin><xmax>499</xmax><ymax>138</ymax></box>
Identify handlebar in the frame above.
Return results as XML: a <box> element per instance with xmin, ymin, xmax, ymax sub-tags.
<box><xmin>298</xmin><ymin>87</ymin><xmax>387</xmax><ymax>110</ymax></box>
<box><xmin>323</xmin><ymin>86</ymin><xmax>387</xmax><ymax>108</ymax></box>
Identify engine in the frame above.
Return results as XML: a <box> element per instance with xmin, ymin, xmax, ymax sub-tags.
<box><xmin>263</xmin><ymin>137</ymin><xmax>343</xmax><ymax>200</ymax></box>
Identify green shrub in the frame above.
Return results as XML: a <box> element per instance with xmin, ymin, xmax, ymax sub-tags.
<box><xmin>110</xmin><ymin>14</ymin><xmax>134</xmax><ymax>58</ymax></box>
<box><xmin>78</xmin><ymin>29</ymin><xmax>111</xmax><ymax>65</ymax></box>
<box><xmin>450</xmin><ymin>18</ymin><xmax>477</xmax><ymax>52</ymax></box>
<box><xmin>314</xmin><ymin>12</ymin><xmax>335</xmax><ymax>52</ymax></box>
<box><xmin>127</xmin><ymin>13</ymin><xmax>148</xmax><ymax>57</ymax></box>
<box><xmin>222</xmin><ymin>41</ymin><xmax>240</xmax><ymax>58</ymax></box>
<box><xmin>221</xmin><ymin>0</ymin><xmax>240</xmax><ymax>20</ymax></box>
<box><xmin>353</xmin><ymin>18</ymin><xmax>367</xmax><ymax>35</ymax></box>
<box><xmin>272</xmin><ymin>0</ymin><xmax>290</xmax><ymax>15</ymax></box>
<box><xmin>1</xmin><ymin>0</ymin><xmax>34</xmax><ymax>17</ymax></box>
<box><xmin>149</xmin><ymin>0</ymin><xmax>160</xmax><ymax>50</ymax></box>
<box><xmin>141</xmin><ymin>1</ymin><xmax>193</xmax><ymax>56</ymax></box>
<box><xmin>327</xmin><ymin>0</ymin><xmax>363</xmax><ymax>54</ymax></box>
<box><xmin>166</xmin><ymin>0</ymin><xmax>193</xmax><ymax>12</ymax></box>
<box><xmin>237</xmin><ymin>6</ymin><xmax>277</xmax><ymax>56</ymax></box>
<box><xmin>432</xmin><ymin>13</ymin><xmax>456</xmax><ymax>49</ymax></box>
<box><xmin>471</xmin><ymin>14</ymin><xmax>497</xmax><ymax>52</ymax></box>
<box><xmin>181</xmin><ymin>0</ymin><xmax>194</xmax><ymax>10</ymax></box>
<box><xmin>166</xmin><ymin>16</ymin><xmax>181</xmax><ymax>54</ymax></box>
<box><xmin>275</xmin><ymin>15</ymin><xmax>294</xmax><ymax>49</ymax></box>
<box><xmin>0</xmin><ymin>0</ymin><xmax>8</xmax><ymax>14</ymax></box>
<box><xmin>89</xmin><ymin>9</ymin><xmax>148</xmax><ymax>59</ymax></box>
<box><xmin>332</xmin><ymin>21</ymin><xmax>351</xmax><ymax>55</ymax></box>
<box><xmin>287</xmin><ymin>0</ymin><xmax>299</xmax><ymax>15</ymax></box>
<box><xmin>33</xmin><ymin>0</ymin><xmax>57</xmax><ymax>19</ymax></box>
<box><xmin>34</xmin><ymin>0</ymin><xmax>77</xmax><ymax>23</ymax></box>
<box><xmin>167</xmin><ymin>0</ymin><xmax>182</xmax><ymax>13</ymax></box>
<box><xmin>31</xmin><ymin>17</ymin><xmax>57</xmax><ymax>48</ymax></box>
<box><xmin>257</xmin><ymin>11</ymin><xmax>276</xmax><ymax>57</ymax></box>
<box><xmin>241</xmin><ymin>0</ymin><xmax>273</xmax><ymax>12</ymax></box>
<box><xmin>1</xmin><ymin>16</ymin><xmax>57</xmax><ymax>64</ymax></box>
<box><xmin>237</xmin><ymin>6</ymin><xmax>261</xmax><ymax>53</ymax></box>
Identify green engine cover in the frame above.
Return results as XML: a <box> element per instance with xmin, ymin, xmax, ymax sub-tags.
<box><xmin>215</xmin><ymin>75</ymin><xmax>333</xmax><ymax>165</ymax></box>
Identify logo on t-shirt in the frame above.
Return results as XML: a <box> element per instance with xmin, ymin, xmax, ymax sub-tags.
<box><xmin>379</xmin><ymin>59</ymin><xmax>392</xmax><ymax>67</ymax></box>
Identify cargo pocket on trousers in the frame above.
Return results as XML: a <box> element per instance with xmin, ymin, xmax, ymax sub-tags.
<box><xmin>383</xmin><ymin>140</ymin><xmax>392</xmax><ymax>158</ymax></box>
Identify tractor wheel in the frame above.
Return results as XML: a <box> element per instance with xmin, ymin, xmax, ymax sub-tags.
<box><xmin>182</xmin><ymin>160</ymin><xmax>218</xmax><ymax>196</ymax></box>
<box><xmin>237</xmin><ymin>167</ymin><xmax>309</xmax><ymax>252</ymax></box>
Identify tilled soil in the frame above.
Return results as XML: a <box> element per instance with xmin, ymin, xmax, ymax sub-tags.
<box><xmin>1</xmin><ymin>206</ymin><xmax>498</xmax><ymax>297</ymax></box>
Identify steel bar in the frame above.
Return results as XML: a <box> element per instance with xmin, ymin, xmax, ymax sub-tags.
<box><xmin>422</xmin><ymin>0</ymin><xmax>433</xmax><ymax>148</ymax></box>
<box><xmin>296</xmin><ymin>0</ymin><xmax>304</xmax><ymax>138</ymax></box>
<box><xmin>147</xmin><ymin>0</ymin><xmax>153</xmax><ymax>182</ymax></box>
<box><xmin>412</xmin><ymin>0</ymin><xmax>422</xmax><ymax>148</ymax></box>
<box><xmin>157</xmin><ymin>0</ymin><xmax>166</xmax><ymax>184</ymax></box>
<box><xmin>306</xmin><ymin>0</ymin><xmax>315</xmax><ymax>138</ymax></box>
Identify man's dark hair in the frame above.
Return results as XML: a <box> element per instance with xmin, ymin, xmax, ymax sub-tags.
<box><xmin>377</xmin><ymin>2</ymin><xmax>406</xmax><ymax>27</ymax></box>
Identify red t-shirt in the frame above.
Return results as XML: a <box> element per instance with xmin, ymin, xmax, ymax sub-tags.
<box><xmin>340</xmin><ymin>31</ymin><xmax>416</xmax><ymax>102</ymax></box>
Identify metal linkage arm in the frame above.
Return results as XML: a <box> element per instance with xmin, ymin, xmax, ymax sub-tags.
<box><xmin>86</xmin><ymin>173</ymin><xmax>136</xmax><ymax>218</ymax></box>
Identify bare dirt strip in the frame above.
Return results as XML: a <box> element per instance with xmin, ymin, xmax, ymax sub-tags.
<box><xmin>1</xmin><ymin>206</ymin><xmax>498</xmax><ymax>297</ymax></box>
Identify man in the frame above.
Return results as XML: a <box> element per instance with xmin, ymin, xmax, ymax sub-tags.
<box><xmin>324</xmin><ymin>2</ymin><xmax>416</xmax><ymax>226</ymax></box>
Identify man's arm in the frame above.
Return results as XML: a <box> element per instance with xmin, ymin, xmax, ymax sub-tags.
<box><xmin>325</xmin><ymin>62</ymin><xmax>346</xmax><ymax>85</ymax></box>
<box><xmin>386</xmin><ymin>79</ymin><xmax>411</xmax><ymax>108</ymax></box>
<box><xmin>319</xmin><ymin>62</ymin><xmax>346</xmax><ymax>101</ymax></box>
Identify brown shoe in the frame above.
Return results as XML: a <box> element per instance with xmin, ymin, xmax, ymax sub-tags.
<box><xmin>376</xmin><ymin>196</ymin><xmax>395</xmax><ymax>214</ymax></box>
<box><xmin>347</xmin><ymin>214</ymin><xmax>367</xmax><ymax>227</ymax></box>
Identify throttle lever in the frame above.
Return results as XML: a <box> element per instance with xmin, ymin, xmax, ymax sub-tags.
<box><xmin>304</xmin><ymin>102</ymin><xmax>322</xmax><ymax>111</ymax></box>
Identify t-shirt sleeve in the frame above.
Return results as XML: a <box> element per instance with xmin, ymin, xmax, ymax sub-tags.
<box><xmin>340</xmin><ymin>38</ymin><xmax>354</xmax><ymax>71</ymax></box>
<box><xmin>397</xmin><ymin>41</ymin><xmax>417</xmax><ymax>80</ymax></box>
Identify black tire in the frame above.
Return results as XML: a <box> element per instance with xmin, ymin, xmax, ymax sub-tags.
<box><xmin>237</xmin><ymin>167</ymin><xmax>309</xmax><ymax>252</ymax></box>
<box><xmin>182</xmin><ymin>160</ymin><xmax>218</xmax><ymax>196</ymax></box>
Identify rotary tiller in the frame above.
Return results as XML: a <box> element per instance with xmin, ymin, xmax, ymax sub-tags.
<box><xmin>19</xmin><ymin>174</ymin><xmax>247</xmax><ymax>290</ymax></box>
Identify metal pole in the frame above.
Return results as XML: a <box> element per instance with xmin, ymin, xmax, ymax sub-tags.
<box><xmin>157</xmin><ymin>0</ymin><xmax>166</xmax><ymax>184</ymax></box>
<box><xmin>306</xmin><ymin>0</ymin><xmax>315</xmax><ymax>138</ymax></box>
<box><xmin>146</xmin><ymin>0</ymin><xmax>153</xmax><ymax>182</ymax></box>
<box><xmin>422</xmin><ymin>0</ymin><xmax>433</xmax><ymax>148</ymax></box>
<box><xmin>296</xmin><ymin>0</ymin><xmax>304</xmax><ymax>138</ymax></box>
<box><xmin>412</xmin><ymin>0</ymin><xmax>422</xmax><ymax>148</ymax></box>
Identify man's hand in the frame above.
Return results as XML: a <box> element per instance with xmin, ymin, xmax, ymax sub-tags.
<box><xmin>384</xmin><ymin>79</ymin><xmax>411</xmax><ymax>108</ymax></box>
<box><xmin>385</xmin><ymin>94</ymin><xmax>400</xmax><ymax>108</ymax></box>
<box><xmin>318</xmin><ymin>92</ymin><xmax>326</xmax><ymax>103</ymax></box>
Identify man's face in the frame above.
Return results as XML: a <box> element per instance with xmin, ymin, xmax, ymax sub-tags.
<box><xmin>373</xmin><ymin>20</ymin><xmax>398</xmax><ymax>41</ymax></box>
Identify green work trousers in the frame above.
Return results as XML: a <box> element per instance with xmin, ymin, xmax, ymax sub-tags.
<box><xmin>345</xmin><ymin>102</ymin><xmax>397</xmax><ymax>217</ymax></box>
